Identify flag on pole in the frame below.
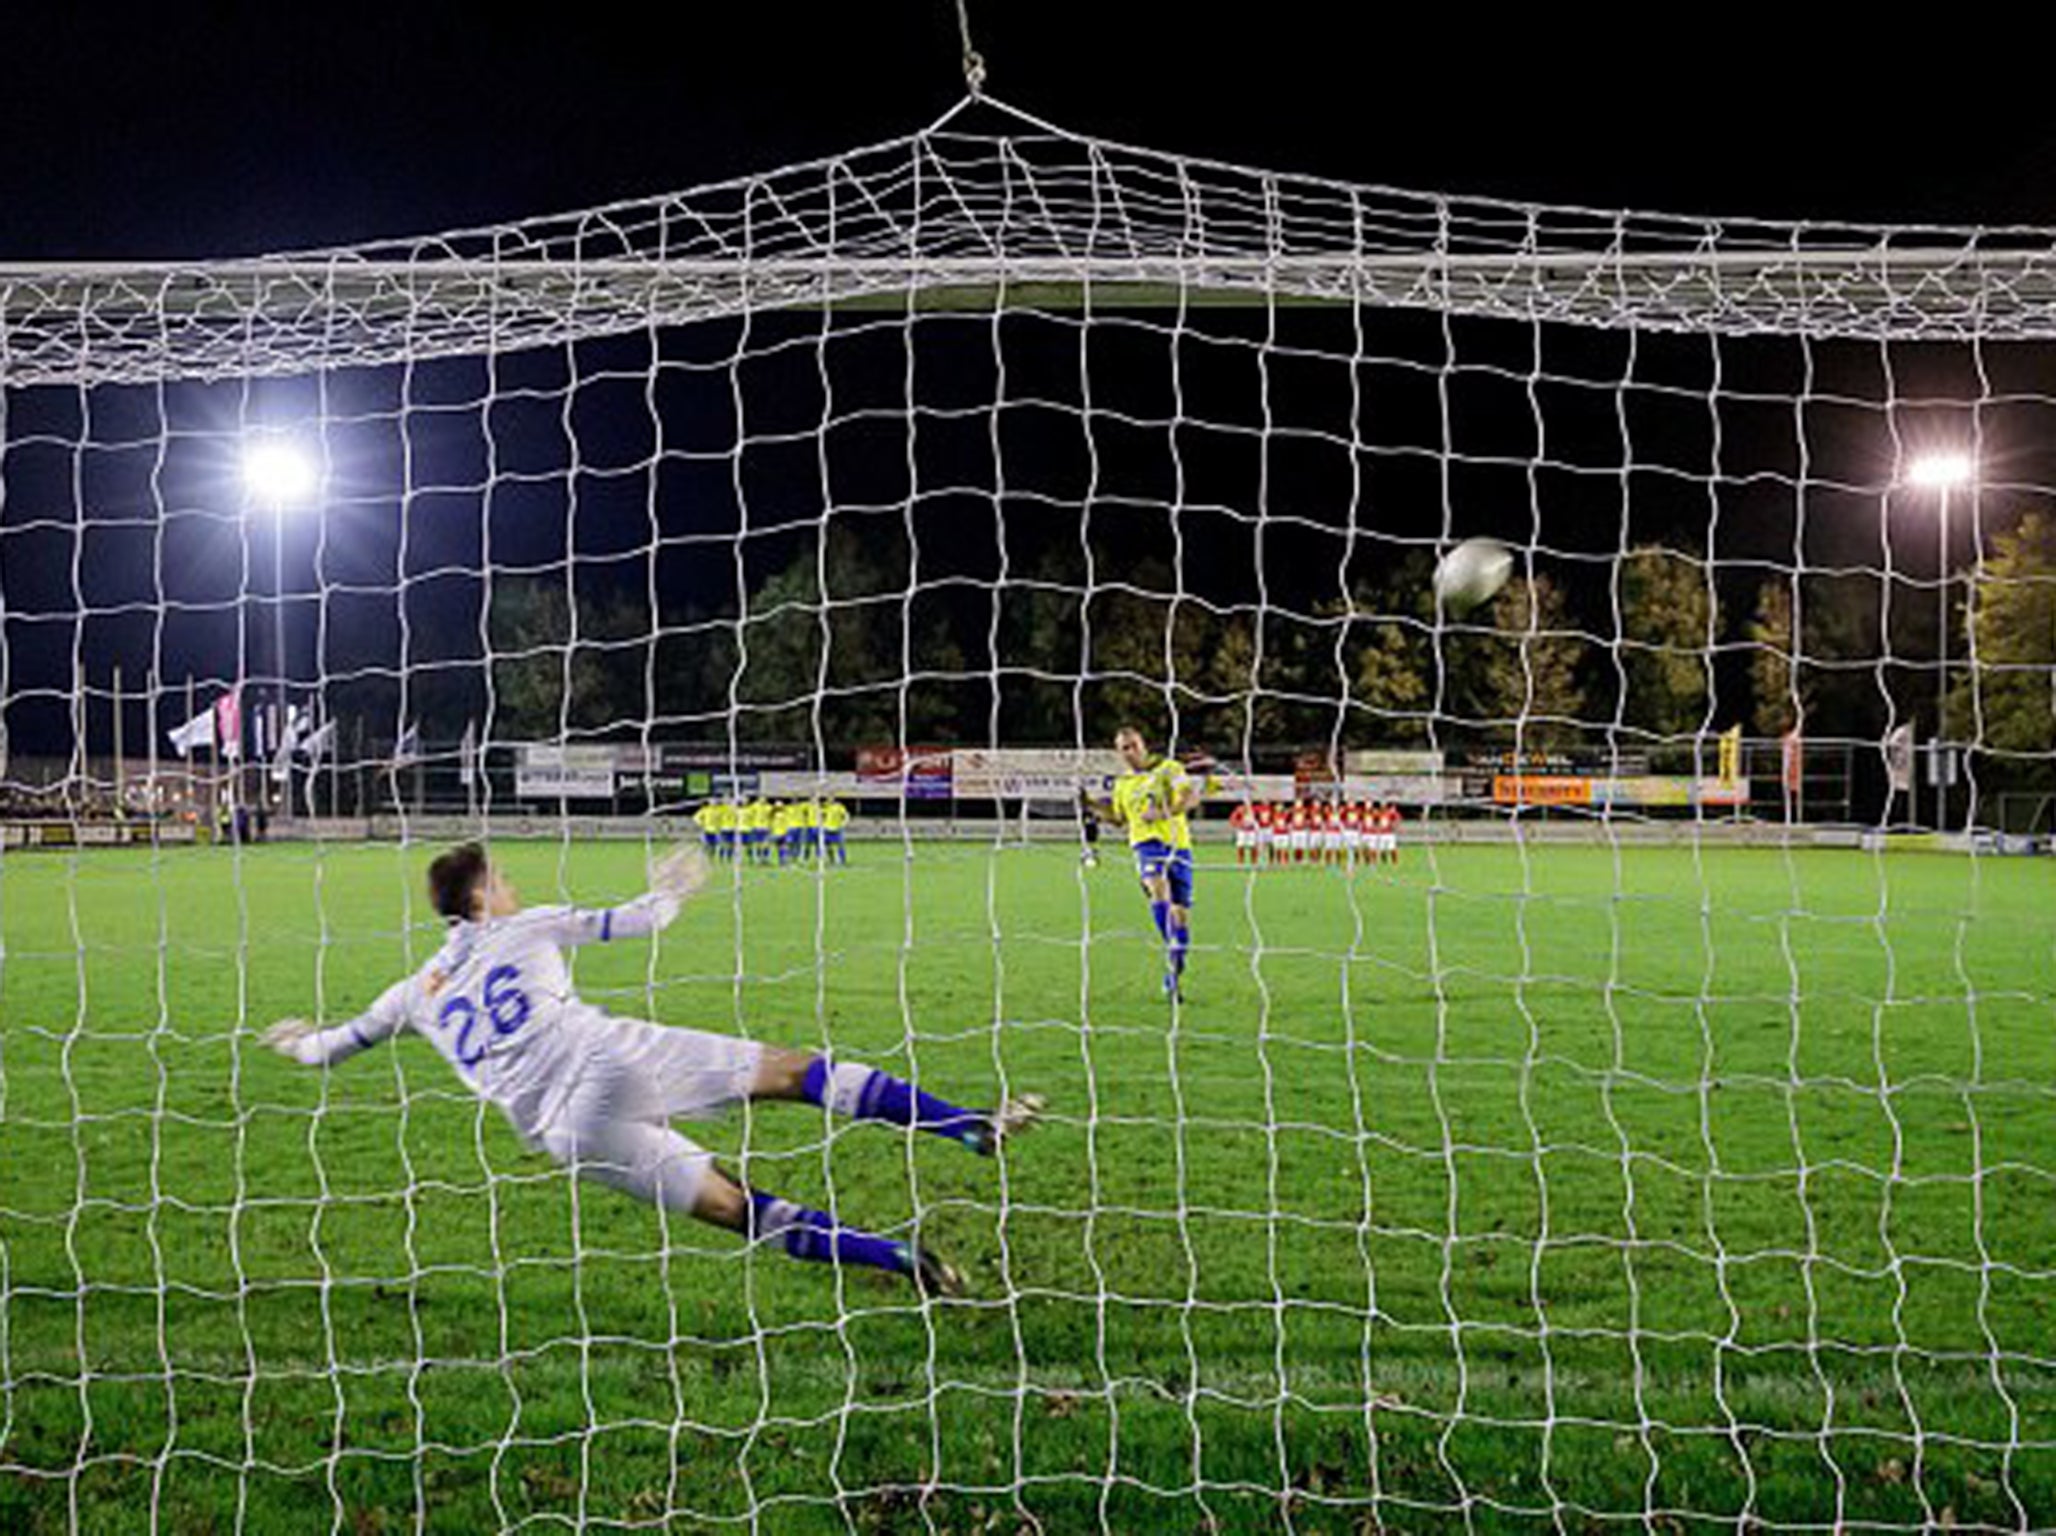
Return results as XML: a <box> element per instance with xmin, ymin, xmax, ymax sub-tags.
<box><xmin>301</xmin><ymin>718</ymin><xmax>337</xmax><ymax>764</ymax></box>
<box><xmin>272</xmin><ymin>704</ymin><xmax>309</xmax><ymax>781</ymax></box>
<box><xmin>1885</xmin><ymin>723</ymin><xmax>1915</xmax><ymax>792</ymax></box>
<box><xmin>259</xmin><ymin>702</ymin><xmax>291</xmax><ymax>761</ymax></box>
<box><xmin>394</xmin><ymin>723</ymin><xmax>420</xmax><ymax>765</ymax></box>
<box><xmin>1717</xmin><ymin>724</ymin><xmax>1743</xmax><ymax>786</ymax></box>
<box><xmin>458</xmin><ymin>720</ymin><xmax>477</xmax><ymax>788</ymax></box>
<box><xmin>1780</xmin><ymin>729</ymin><xmax>1803</xmax><ymax>794</ymax></box>
<box><xmin>169</xmin><ymin>701</ymin><xmax>217</xmax><ymax>757</ymax></box>
<box><xmin>214</xmin><ymin>688</ymin><xmax>243</xmax><ymax>762</ymax></box>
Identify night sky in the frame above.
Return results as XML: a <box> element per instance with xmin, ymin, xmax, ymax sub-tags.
<box><xmin>3</xmin><ymin>10</ymin><xmax>2052</xmax><ymax>766</ymax></box>
<box><xmin>7</xmin><ymin>12</ymin><xmax>2056</xmax><ymax>256</ymax></box>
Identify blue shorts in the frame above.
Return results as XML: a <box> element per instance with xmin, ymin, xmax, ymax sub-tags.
<box><xmin>1133</xmin><ymin>841</ymin><xmax>1195</xmax><ymax>908</ymax></box>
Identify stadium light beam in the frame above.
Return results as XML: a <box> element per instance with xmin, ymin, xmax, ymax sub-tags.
<box><xmin>242</xmin><ymin>441</ymin><xmax>319</xmax><ymax>509</ymax></box>
<box><xmin>1905</xmin><ymin>451</ymin><xmax>1974</xmax><ymax>490</ymax></box>
<box><xmin>1900</xmin><ymin>449</ymin><xmax>1974</xmax><ymax>832</ymax></box>
<box><xmin>240</xmin><ymin>439</ymin><xmax>320</xmax><ymax>821</ymax></box>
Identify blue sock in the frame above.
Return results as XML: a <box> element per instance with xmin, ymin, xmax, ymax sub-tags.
<box><xmin>801</xmin><ymin>1056</ymin><xmax>984</xmax><ymax>1148</ymax></box>
<box><xmin>747</xmin><ymin>1191</ymin><xmax>907</xmax><ymax>1275</ymax></box>
<box><xmin>1170</xmin><ymin>917</ymin><xmax>1190</xmax><ymax>976</ymax></box>
<box><xmin>1149</xmin><ymin>900</ymin><xmax>1172</xmax><ymax>946</ymax></box>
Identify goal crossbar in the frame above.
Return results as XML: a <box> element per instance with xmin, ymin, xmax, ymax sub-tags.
<box><xmin>6</xmin><ymin>106</ymin><xmax>2056</xmax><ymax>388</ymax></box>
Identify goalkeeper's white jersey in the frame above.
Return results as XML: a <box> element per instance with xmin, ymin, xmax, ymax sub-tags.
<box><xmin>313</xmin><ymin>898</ymin><xmax>674</xmax><ymax>1140</ymax></box>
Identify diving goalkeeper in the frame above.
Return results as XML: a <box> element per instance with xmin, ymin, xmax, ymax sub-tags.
<box><xmin>261</xmin><ymin>841</ymin><xmax>1040</xmax><ymax>1295</ymax></box>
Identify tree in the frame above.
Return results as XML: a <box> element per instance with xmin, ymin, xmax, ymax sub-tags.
<box><xmin>1747</xmin><ymin>577</ymin><xmax>1801</xmax><ymax>737</ymax></box>
<box><xmin>1449</xmin><ymin>572</ymin><xmax>1589</xmax><ymax>748</ymax></box>
<box><xmin>727</xmin><ymin>522</ymin><xmax>926</xmax><ymax>744</ymax></box>
<box><xmin>1082</xmin><ymin>566</ymin><xmax>1177</xmax><ymax>743</ymax></box>
<box><xmin>488</xmin><ymin>577</ymin><xmax>643</xmax><ymax>738</ymax></box>
<box><xmin>1617</xmin><ymin>546</ymin><xmax>1712</xmax><ymax>737</ymax></box>
<box><xmin>1953</xmin><ymin>509</ymin><xmax>2056</xmax><ymax>757</ymax></box>
<box><xmin>994</xmin><ymin>544</ymin><xmax>1087</xmax><ymax>743</ymax></box>
<box><xmin>1332</xmin><ymin>549</ymin><xmax>1437</xmax><ymax>749</ymax></box>
<box><xmin>1166</xmin><ymin>604</ymin><xmax>1297</xmax><ymax>753</ymax></box>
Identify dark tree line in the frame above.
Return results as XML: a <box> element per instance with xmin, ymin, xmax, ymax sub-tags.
<box><xmin>335</xmin><ymin>514</ymin><xmax>2055</xmax><ymax>780</ymax></box>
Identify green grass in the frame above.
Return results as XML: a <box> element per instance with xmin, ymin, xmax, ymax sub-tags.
<box><xmin>1</xmin><ymin>836</ymin><xmax>2053</xmax><ymax>1533</ymax></box>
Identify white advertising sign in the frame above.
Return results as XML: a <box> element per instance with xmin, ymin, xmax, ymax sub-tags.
<box><xmin>953</xmin><ymin>748</ymin><xmax>1124</xmax><ymax>800</ymax></box>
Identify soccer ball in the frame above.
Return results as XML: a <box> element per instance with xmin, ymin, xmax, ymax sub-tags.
<box><xmin>1433</xmin><ymin>537</ymin><xmax>1514</xmax><ymax>615</ymax></box>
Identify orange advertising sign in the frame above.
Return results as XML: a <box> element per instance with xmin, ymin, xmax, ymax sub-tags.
<box><xmin>1492</xmin><ymin>776</ymin><xmax>1592</xmax><ymax>807</ymax></box>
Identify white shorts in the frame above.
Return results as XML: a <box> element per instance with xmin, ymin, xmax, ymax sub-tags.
<box><xmin>1235</xmin><ymin>830</ymin><xmax>1255</xmax><ymax>850</ymax></box>
<box><xmin>1345</xmin><ymin>831</ymin><xmax>1363</xmax><ymax>851</ymax></box>
<box><xmin>1291</xmin><ymin>830</ymin><xmax>1310</xmax><ymax>850</ymax></box>
<box><xmin>534</xmin><ymin>1020</ymin><xmax>764</xmax><ymax>1218</ymax></box>
<box><xmin>1323</xmin><ymin>831</ymin><xmax>1343</xmax><ymax>850</ymax></box>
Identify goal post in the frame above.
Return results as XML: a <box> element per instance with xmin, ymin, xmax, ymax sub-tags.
<box><xmin>1</xmin><ymin>97</ymin><xmax>2053</xmax><ymax>1531</ymax></box>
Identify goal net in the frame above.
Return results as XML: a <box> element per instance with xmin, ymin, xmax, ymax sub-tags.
<box><xmin>2</xmin><ymin>97</ymin><xmax>2053</xmax><ymax>1531</ymax></box>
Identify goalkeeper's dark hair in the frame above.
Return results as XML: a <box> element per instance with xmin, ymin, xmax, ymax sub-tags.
<box><xmin>428</xmin><ymin>842</ymin><xmax>490</xmax><ymax>923</ymax></box>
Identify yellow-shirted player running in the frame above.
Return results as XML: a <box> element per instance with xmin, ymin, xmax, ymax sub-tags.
<box><xmin>1085</xmin><ymin>725</ymin><xmax>1205</xmax><ymax>1001</ymax></box>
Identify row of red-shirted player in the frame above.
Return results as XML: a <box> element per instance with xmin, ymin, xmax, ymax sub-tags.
<box><xmin>1225</xmin><ymin>801</ymin><xmax>1405</xmax><ymax>865</ymax></box>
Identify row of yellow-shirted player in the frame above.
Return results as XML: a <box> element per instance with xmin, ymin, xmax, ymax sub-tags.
<box><xmin>691</xmin><ymin>799</ymin><xmax>851</xmax><ymax>834</ymax></box>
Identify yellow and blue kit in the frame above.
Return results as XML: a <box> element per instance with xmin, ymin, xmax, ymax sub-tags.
<box><xmin>1111</xmin><ymin>756</ymin><xmax>1196</xmax><ymax>908</ymax></box>
<box><xmin>1110</xmin><ymin>755</ymin><xmax>1199</xmax><ymax>993</ymax></box>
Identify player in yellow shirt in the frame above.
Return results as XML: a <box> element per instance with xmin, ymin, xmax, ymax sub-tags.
<box><xmin>743</xmin><ymin>796</ymin><xmax>773</xmax><ymax>864</ymax></box>
<box><xmin>771</xmin><ymin>802</ymin><xmax>795</xmax><ymax>865</ymax></box>
<box><xmin>823</xmin><ymin>797</ymin><xmax>851</xmax><ymax>865</ymax></box>
<box><xmin>692</xmin><ymin>801</ymin><xmax>722</xmax><ymax>858</ymax></box>
<box><xmin>1084</xmin><ymin>725</ymin><xmax>1204</xmax><ymax>1001</ymax></box>
<box><xmin>703</xmin><ymin>800</ymin><xmax>733</xmax><ymax>861</ymax></box>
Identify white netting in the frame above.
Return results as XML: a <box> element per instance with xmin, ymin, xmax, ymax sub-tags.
<box><xmin>1</xmin><ymin>97</ymin><xmax>2052</xmax><ymax>1531</ymax></box>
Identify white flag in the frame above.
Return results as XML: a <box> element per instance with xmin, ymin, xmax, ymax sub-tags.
<box><xmin>301</xmin><ymin>718</ymin><xmax>337</xmax><ymax>764</ymax></box>
<box><xmin>168</xmin><ymin>704</ymin><xmax>216</xmax><ymax>757</ymax></box>
<box><xmin>273</xmin><ymin>706</ymin><xmax>311</xmax><ymax>780</ymax></box>
<box><xmin>394</xmin><ymin>723</ymin><xmax>420</xmax><ymax>765</ymax></box>
<box><xmin>458</xmin><ymin>721</ymin><xmax>477</xmax><ymax>788</ymax></box>
<box><xmin>1885</xmin><ymin>723</ymin><xmax>1914</xmax><ymax>793</ymax></box>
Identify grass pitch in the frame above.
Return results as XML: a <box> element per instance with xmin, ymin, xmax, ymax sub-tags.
<box><xmin>1</xmin><ymin>835</ymin><xmax>2053</xmax><ymax>1532</ymax></box>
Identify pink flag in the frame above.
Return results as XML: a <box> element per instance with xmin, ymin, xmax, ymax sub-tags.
<box><xmin>214</xmin><ymin>687</ymin><xmax>243</xmax><ymax>762</ymax></box>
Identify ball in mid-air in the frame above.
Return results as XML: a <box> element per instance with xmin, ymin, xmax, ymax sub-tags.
<box><xmin>1433</xmin><ymin>538</ymin><xmax>1514</xmax><ymax>616</ymax></box>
